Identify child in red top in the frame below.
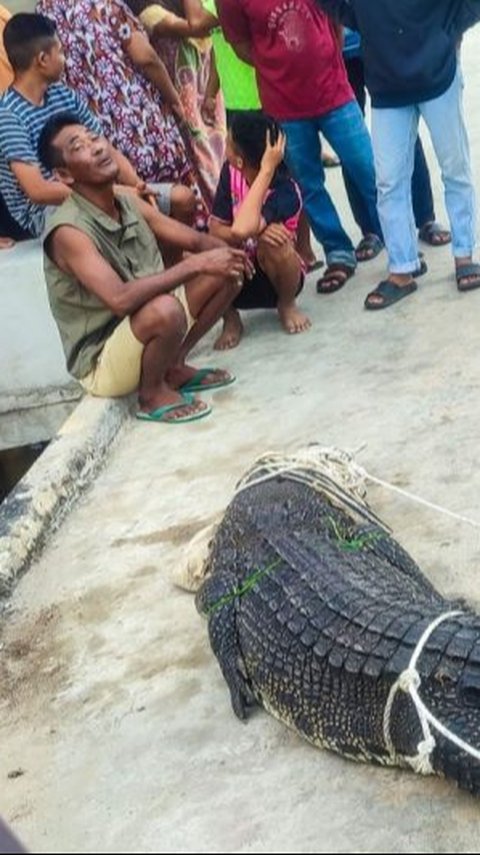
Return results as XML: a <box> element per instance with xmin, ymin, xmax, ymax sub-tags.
<box><xmin>210</xmin><ymin>111</ymin><xmax>310</xmax><ymax>349</ymax></box>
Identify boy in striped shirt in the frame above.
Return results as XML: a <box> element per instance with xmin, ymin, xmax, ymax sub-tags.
<box><xmin>0</xmin><ymin>14</ymin><xmax>139</xmax><ymax>243</ymax></box>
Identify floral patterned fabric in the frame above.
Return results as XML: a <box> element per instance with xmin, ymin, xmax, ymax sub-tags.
<box><xmin>37</xmin><ymin>0</ymin><xmax>209</xmax><ymax>224</ymax></box>
<box><xmin>141</xmin><ymin>5</ymin><xmax>225</xmax><ymax>211</ymax></box>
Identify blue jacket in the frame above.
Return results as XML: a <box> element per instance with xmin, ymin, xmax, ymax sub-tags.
<box><xmin>317</xmin><ymin>0</ymin><xmax>480</xmax><ymax>107</ymax></box>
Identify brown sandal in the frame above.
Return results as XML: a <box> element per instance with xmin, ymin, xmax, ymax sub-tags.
<box><xmin>316</xmin><ymin>264</ymin><xmax>355</xmax><ymax>295</ymax></box>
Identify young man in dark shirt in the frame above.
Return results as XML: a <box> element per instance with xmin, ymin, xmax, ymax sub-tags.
<box><xmin>317</xmin><ymin>0</ymin><xmax>480</xmax><ymax>308</ymax></box>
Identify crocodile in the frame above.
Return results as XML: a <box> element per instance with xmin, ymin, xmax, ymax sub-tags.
<box><xmin>196</xmin><ymin>450</ymin><xmax>480</xmax><ymax>795</ymax></box>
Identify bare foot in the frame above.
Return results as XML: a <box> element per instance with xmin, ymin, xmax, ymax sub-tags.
<box><xmin>299</xmin><ymin>251</ymin><xmax>324</xmax><ymax>272</ymax></box>
<box><xmin>302</xmin><ymin>251</ymin><xmax>316</xmax><ymax>267</ymax></box>
<box><xmin>278</xmin><ymin>302</ymin><xmax>312</xmax><ymax>334</ymax></box>
<box><xmin>0</xmin><ymin>237</ymin><xmax>14</xmax><ymax>250</ymax></box>
<box><xmin>214</xmin><ymin>309</ymin><xmax>244</xmax><ymax>350</ymax></box>
<box><xmin>166</xmin><ymin>364</ymin><xmax>233</xmax><ymax>389</ymax></box>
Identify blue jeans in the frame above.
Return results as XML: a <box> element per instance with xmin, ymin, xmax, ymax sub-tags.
<box><xmin>372</xmin><ymin>69</ymin><xmax>476</xmax><ymax>274</ymax></box>
<box><xmin>345</xmin><ymin>137</ymin><xmax>434</xmax><ymax>237</ymax></box>
<box><xmin>344</xmin><ymin>55</ymin><xmax>435</xmax><ymax>233</ymax></box>
<box><xmin>281</xmin><ymin>100</ymin><xmax>381</xmax><ymax>268</ymax></box>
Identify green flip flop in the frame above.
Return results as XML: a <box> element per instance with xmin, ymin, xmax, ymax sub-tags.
<box><xmin>179</xmin><ymin>368</ymin><xmax>236</xmax><ymax>394</ymax></box>
<box><xmin>136</xmin><ymin>392</ymin><xmax>211</xmax><ymax>424</ymax></box>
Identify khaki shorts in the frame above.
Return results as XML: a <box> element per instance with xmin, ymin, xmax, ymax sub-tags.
<box><xmin>80</xmin><ymin>286</ymin><xmax>195</xmax><ymax>398</ymax></box>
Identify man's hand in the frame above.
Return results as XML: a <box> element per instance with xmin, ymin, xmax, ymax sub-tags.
<box><xmin>113</xmin><ymin>182</ymin><xmax>144</xmax><ymax>197</ymax></box>
<box><xmin>260</xmin><ymin>222</ymin><xmax>292</xmax><ymax>247</ymax></box>
<box><xmin>260</xmin><ymin>129</ymin><xmax>286</xmax><ymax>174</ymax></box>
<box><xmin>197</xmin><ymin>247</ymin><xmax>248</xmax><ymax>283</ymax></box>
<box><xmin>114</xmin><ymin>181</ymin><xmax>160</xmax><ymax>207</ymax></box>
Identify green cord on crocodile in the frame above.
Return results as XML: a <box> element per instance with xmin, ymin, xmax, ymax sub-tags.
<box><xmin>206</xmin><ymin>558</ymin><xmax>283</xmax><ymax>616</ymax></box>
<box><xmin>328</xmin><ymin>516</ymin><xmax>386</xmax><ymax>551</ymax></box>
<box><xmin>206</xmin><ymin>520</ymin><xmax>386</xmax><ymax>616</ymax></box>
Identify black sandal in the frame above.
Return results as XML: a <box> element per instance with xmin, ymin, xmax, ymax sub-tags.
<box><xmin>418</xmin><ymin>221</ymin><xmax>451</xmax><ymax>247</ymax></box>
<box><xmin>364</xmin><ymin>279</ymin><xmax>417</xmax><ymax>311</ymax></box>
<box><xmin>456</xmin><ymin>262</ymin><xmax>480</xmax><ymax>292</ymax></box>
<box><xmin>355</xmin><ymin>234</ymin><xmax>384</xmax><ymax>262</ymax></box>
<box><xmin>316</xmin><ymin>263</ymin><xmax>355</xmax><ymax>295</ymax></box>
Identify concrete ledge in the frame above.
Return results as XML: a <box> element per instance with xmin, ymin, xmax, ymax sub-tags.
<box><xmin>0</xmin><ymin>394</ymin><xmax>130</xmax><ymax>596</ymax></box>
<box><xmin>0</xmin><ymin>384</ymin><xmax>83</xmax><ymax>451</ymax></box>
<box><xmin>0</xmin><ymin>382</ymin><xmax>81</xmax><ymax>417</ymax></box>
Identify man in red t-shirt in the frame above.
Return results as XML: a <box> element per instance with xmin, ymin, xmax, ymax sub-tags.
<box><xmin>217</xmin><ymin>0</ymin><xmax>383</xmax><ymax>294</ymax></box>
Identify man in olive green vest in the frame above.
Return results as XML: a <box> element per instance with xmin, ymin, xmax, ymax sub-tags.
<box><xmin>39</xmin><ymin>114</ymin><xmax>247</xmax><ymax>424</ymax></box>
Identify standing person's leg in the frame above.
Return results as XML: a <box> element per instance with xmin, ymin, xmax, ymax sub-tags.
<box><xmin>364</xmin><ymin>104</ymin><xmax>420</xmax><ymax>309</ymax></box>
<box><xmin>341</xmin><ymin>62</ymin><xmax>384</xmax><ymax>261</ymax></box>
<box><xmin>340</xmin><ymin>65</ymin><xmax>448</xmax><ymax>260</ymax></box>
<box><xmin>280</xmin><ymin>116</ymin><xmax>357</xmax><ymax>292</ymax></box>
<box><xmin>345</xmin><ymin>56</ymin><xmax>367</xmax><ymax>114</ymax></box>
<box><xmin>321</xmin><ymin>100</ymin><xmax>383</xmax><ymax>265</ymax></box>
<box><xmin>420</xmin><ymin>69</ymin><xmax>478</xmax><ymax>290</ymax></box>
<box><xmin>412</xmin><ymin>138</ymin><xmax>451</xmax><ymax>246</ymax></box>
<box><xmin>411</xmin><ymin>137</ymin><xmax>435</xmax><ymax>230</ymax></box>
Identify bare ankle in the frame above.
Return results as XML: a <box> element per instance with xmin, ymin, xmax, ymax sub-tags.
<box><xmin>389</xmin><ymin>272</ymin><xmax>415</xmax><ymax>285</ymax></box>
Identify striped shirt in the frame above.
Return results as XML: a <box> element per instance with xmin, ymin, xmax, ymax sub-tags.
<box><xmin>0</xmin><ymin>83</ymin><xmax>101</xmax><ymax>236</ymax></box>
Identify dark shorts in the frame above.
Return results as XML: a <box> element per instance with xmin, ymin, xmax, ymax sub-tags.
<box><xmin>234</xmin><ymin>260</ymin><xmax>304</xmax><ymax>311</ymax></box>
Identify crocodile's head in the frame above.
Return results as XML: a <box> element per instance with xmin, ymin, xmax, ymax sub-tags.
<box><xmin>391</xmin><ymin>629</ymin><xmax>480</xmax><ymax>795</ymax></box>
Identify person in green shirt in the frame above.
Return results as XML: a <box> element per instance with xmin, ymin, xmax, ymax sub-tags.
<box><xmin>184</xmin><ymin>0</ymin><xmax>261</xmax><ymax>123</ymax></box>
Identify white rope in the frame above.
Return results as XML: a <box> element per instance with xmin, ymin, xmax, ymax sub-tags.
<box><xmin>235</xmin><ymin>447</ymin><xmax>368</xmax><ymax>501</ymax></box>
<box><xmin>234</xmin><ymin>447</ymin><xmax>389</xmax><ymax>530</ymax></box>
<box><xmin>382</xmin><ymin>610</ymin><xmax>480</xmax><ymax>774</ymax></box>
<box><xmin>235</xmin><ymin>444</ymin><xmax>480</xmax><ymax>532</ymax></box>
<box><xmin>366</xmin><ymin>473</ymin><xmax>480</xmax><ymax>531</ymax></box>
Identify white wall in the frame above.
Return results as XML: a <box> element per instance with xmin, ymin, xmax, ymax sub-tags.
<box><xmin>0</xmin><ymin>240</ymin><xmax>72</xmax><ymax>401</ymax></box>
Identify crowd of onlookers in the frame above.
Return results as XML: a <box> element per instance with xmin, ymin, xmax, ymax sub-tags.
<box><xmin>1</xmin><ymin>1</ymin><xmax>479</xmax><ymax>423</ymax></box>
